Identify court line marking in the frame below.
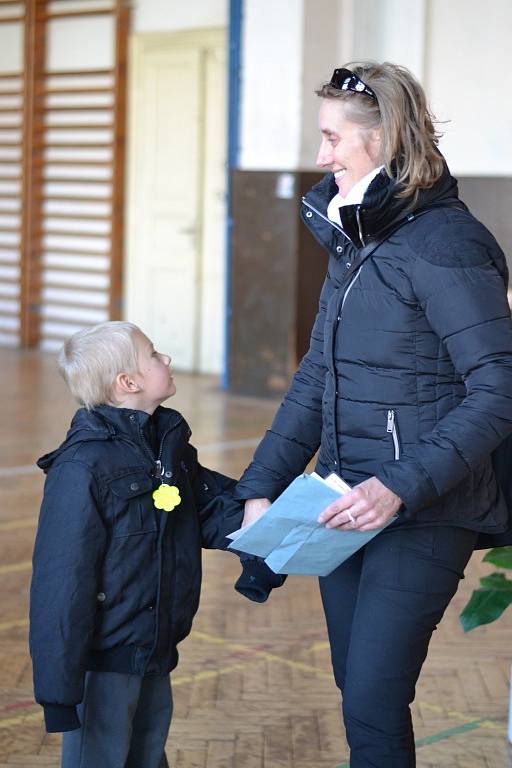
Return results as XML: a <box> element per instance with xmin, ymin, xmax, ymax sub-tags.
<box><xmin>0</xmin><ymin>517</ymin><xmax>38</xmax><ymax>532</ymax></box>
<box><xmin>0</xmin><ymin>631</ymin><xmax>506</xmax><ymax>746</ymax></box>
<box><xmin>193</xmin><ymin>630</ymin><xmax>333</xmax><ymax>679</ymax></box>
<box><xmin>0</xmin><ymin>560</ymin><xmax>32</xmax><ymax>576</ymax></box>
<box><xmin>0</xmin><ymin>437</ymin><xmax>262</xmax><ymax>479</ymax></box>
<box><xmin>0</xmin><ymin>710</ymin><xmax>42</xmax><ymax>729</ymax></box>
<box><xmin>1</xmin><ymin>621</ymin><xmax>505</xmax><ymax>738</ymax></box>
<box><xmin>0</xmin><ymin>465</ymin><xmax>39</xmax><ymax>478</ymax></box>
<box><xmin>194</xmin><ymin>630</ymin><xmax>508</xmax><ymax>736</ymax></box>
<box><xmin>0</xmin><ymin>660</ymin><xmax>266</xmax><ymax>730</ymax></box>
<box><xmin>336</xmin><ymin>719</ymin><xmax>487</xmax><ymax>767</ymax></box>
<box><xmin>0</xmin><ymin>618</ymin><xmax>29</xmax><ymax>632</ymax></box>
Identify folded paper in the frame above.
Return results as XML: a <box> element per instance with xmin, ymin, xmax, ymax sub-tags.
<box><xmin>228</xmin><ymin>473</ymin><xmax>394</xmax><ymax>577</ymax></box>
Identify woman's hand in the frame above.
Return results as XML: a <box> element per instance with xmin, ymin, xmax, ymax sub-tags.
<box><xmin>243</xmin><ymin>498</ymin><xmax>271</xmax><ymax>527</ymax></box>
<box><xmin>317</xmin><ymin>477</ymin><xmax>401</xmax><ymax>531</ymax></box>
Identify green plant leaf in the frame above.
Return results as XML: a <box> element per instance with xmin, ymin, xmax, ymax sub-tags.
<box><xmin>460</xmin><ymin>587</ymin><xmax>512</xmax><ymax>632</ymax></box>
<box><xmin>483</xmin><ymin>547</ymin><xmax>512</xmax><ymax>569</ymax></box>
<box><xmin>479</xmin><ymin>572</ymin><xmax>512</xmax><ymax>591</ymax></box>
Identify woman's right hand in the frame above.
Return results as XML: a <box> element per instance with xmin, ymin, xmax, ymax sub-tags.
<box><xmin>242</xmin><ymin>498</ymin><xmax>271</xmax><ymax>527</ymax></box>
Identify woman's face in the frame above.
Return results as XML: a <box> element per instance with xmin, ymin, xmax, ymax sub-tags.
<box><xmin>316</xmin><ymin>98</ymin><xmax>382</xmax><ymax>198</ymax></box>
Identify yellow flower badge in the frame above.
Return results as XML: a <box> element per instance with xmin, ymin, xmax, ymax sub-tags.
<box><xmin>153</xmin><ymin>484</ymin><xmax>181</xmax><ymax>512</ymax></box>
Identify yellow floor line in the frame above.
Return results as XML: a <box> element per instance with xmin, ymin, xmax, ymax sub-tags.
<box><xmin>0</xmin><ymin>517</ymin><xmax>37</xmax><ymax>532</ymax></box>
<box><xmin>193</xmin><ymin>630</ymin><xmax>332</xmax><ymax>679</ymax></box>
<box><xmin>0</xmin><ymin>560</ymin><xmax>32</xmax><ymax>575</ymax></box>
<box><xmin>310</xmin><ymin>640</ymin><xmax>330</xmax><ymax>652</ymax></box>
<box><xmin>419</xmin><ymin>700</ymin><xmax>506</xmax><ymax>734</ymax></box>
<box><xmin>0</xmin><ymin>618</ymin><xmax>28</xmax><ymax>632</ymax></box>
<box><xmin>172</xmin><ymin>659</ymin><xmax>263</xmax><ymax>687</ymax></box>
<box><xmin>0</xmin><ymin>626</ymin><xmax>505</xmax><ymax>738</ymax></box>
<box><xmin>193</xmin><ymin>630</ymin><xmax>507</xmax><ymax>733</ymax></box>
<box><xmin>0</xmin><ymin>710</ymin><xmax>42</xmax><ymax>729</ymax></box>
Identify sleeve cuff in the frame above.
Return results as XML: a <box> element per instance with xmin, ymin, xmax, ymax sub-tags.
<box><xmin>43</xmin><ymin>703</ymin><xmax>80</xmax><ymax>733</ymax></box>
<box><xmin>234</xmin><ymin>557</ymin><xmax>287</xmax><ymax>603</ymax></box>
<box><xmin>375</xmin><ymin>458</ymin><xmax>438</xmax><ymax>518</ymax></box>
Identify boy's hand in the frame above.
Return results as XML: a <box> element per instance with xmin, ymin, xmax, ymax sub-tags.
<box><xmin>243</xmin><ymin>498</ymin><xmax>271</xmax><ymax>527</ymax></box>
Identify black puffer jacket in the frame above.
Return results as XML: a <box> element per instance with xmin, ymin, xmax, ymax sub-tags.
<box><xmin>236</xmin><ymin>166</ymin><xmax>512</xmax><ymax>533</ymax></box>
<box><xmin>30</xmin><ymin>405</ymin><xmax>242</xmax><ymax>732</ymax></box>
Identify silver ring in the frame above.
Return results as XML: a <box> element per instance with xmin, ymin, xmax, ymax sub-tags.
<box><xmin>347</xmin><ymin>510</ymin><xmax>355</xmax><ymax>523</ymax></box>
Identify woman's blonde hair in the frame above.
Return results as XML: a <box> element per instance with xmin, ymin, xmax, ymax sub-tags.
<box><xmin>58</xmin><ymin>321</ymin><xmax>140</xmax><ymax>410</ymax></box>
<box><xmin>316</xmin><ymin>61</ymin><xmax>444</xmax><ymax>202</ymax></box>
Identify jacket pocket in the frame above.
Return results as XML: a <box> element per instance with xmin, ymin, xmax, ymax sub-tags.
<box><xmin>386</xmin><ymin>410</ymin><xmax>401</xmax><ymax>461</ymax></box>
<box><xmin>109</xmin><ymin>473</ymin><xmax>157</xmax><ymax>537</ymax></box>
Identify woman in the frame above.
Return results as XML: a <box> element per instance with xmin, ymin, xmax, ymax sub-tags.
<box><xmin>235</xmin><ymin>62</ymin><xmax>512</xmax><ymax>766</ymax></box>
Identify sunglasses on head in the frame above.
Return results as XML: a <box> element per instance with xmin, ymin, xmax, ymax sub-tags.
<box><xmin>329</xmin><ymin>68</ymin><xmax>377</xmax><ymax>101</ymax></box>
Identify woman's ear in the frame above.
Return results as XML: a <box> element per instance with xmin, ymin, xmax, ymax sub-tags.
<box><xmin>116</xmin><ymin>372</ymin><xmax>142</xmax><ymax>394</ymax></box>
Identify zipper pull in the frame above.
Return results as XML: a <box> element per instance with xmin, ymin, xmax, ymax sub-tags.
<box><xmin>155</xmin><ymin>459</ymin><xmax>162</xmax><ymax>478</ymax></box>
<box><xmin>356</xmin><ymin>205</ymin><xmax>365</xmax><ymax>247</ymax></box>
<box><xmin>387</xmin><ymin>410</ymin><xmax>395</xmax><ymax>433</ymax></box>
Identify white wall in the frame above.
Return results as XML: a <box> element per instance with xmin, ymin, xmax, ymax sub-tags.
<box><xmin>239</xmin><ymin>0</ymin><xmax>512</xmax><ymax>175</ymax></box>
<box><xmin>425</xmin><ymin>0</ymin><xmax>512</xmax><ymax>176</ymax></box>
<box><xmin>133</xmin><ymin>0</ymin><xmax>227</xmax><ymax>33</ymax></box>
<box><xmin>239</xmin><ymin>0</ymin><xmax>304</xmax><ymax>169</ymax></box>
<box><xmin>299</xmin><ymin>0</ymin><xmax>339</xmax><ymax>167</ymax></box>
<box><xmin>336</xmin><ymin>0</ymin><xmax>426</xmax><ymax>77</ymax></box>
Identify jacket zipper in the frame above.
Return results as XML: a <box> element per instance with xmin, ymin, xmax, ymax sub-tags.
<box><xmin>137</xmin><ymin>419</ymin><xmax>184</xmax><ymax>479</ymax></box>
<box><xmin>115</xmin><ymin>418</ymin><xmax>182</xmax><ymax>479</ymax></box>
<box><xmin>386</xmin><ymin>410</ymin><xmax>400</xmax><ymax>460</ymax></box>
<box><xmin>302</xmin><ymin>197</ymin><xmax>355</xmax><ymax>245</ymax></box>
<box><xmin>135</xmin><ymin>421</ymin><xmax>181</xmax><ymax>674</ymax></box>
<box><xmin>341</xmin><ymin>266</ymin><xmax>363</xmax><ymax>310</ymax></box>
<box><xmin>137</xmin><ymin>425</ymin><xmax>165</xmax><ymax>479</ymax></box>
<box><xmin>356</xmin><ymin>206</ymin><xmax>365</xmax><ymax>247</ymax></box>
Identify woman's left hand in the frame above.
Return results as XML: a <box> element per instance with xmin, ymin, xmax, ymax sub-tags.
<box><xmin>317</xmin><ymin>476</ymin><xmax>402</xmax><ymax>531</ymax></box>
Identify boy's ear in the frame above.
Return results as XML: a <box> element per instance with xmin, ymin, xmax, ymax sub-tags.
<box><xmin>116</xmin><ymin>372</ymin><xmax>142</xmax><ymax>394</ymax></box>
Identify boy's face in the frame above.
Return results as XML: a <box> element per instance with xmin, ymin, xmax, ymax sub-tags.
<box><xmin>132</xmin><ymin>330</ymin><xmax>176</xmax><ymax>409</ymax></box>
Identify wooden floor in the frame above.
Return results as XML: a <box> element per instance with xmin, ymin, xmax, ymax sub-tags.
<box><xmin>1</xmin><ymin>347</ymin><xmax>511</xmax><ymax>768</ymax></box>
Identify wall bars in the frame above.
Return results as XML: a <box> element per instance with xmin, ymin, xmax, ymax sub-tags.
<box><xmin>0</xmin><ymin>0</ymin><xmax>129</xmax><ymax>350</ymax></box>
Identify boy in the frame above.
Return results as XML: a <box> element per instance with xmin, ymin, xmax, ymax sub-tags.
<box><xmin>29</xmin><ymin>321</ymin><xmax>281</xmax><ymax>768</ymax></box>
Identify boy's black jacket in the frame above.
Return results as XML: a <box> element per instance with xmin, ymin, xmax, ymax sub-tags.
<box><xmin>29</xmin><ymin>405</ymin><xmax>243</xmax><ymax>732</ymax></box>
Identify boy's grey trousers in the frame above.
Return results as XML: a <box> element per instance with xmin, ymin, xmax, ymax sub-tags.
<box><xmin>61</xmin><ymin>671</ymin><xmax>172</xmax><ymax>768</ymax></box>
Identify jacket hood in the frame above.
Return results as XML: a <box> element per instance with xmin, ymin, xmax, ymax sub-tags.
<box><xmin>303</xmin><ymin>161</ymin><xmax>461</xmax><ymax>249</ymax></box>
<box><xmin>37</xmin><ymin>405</ymin><xmax>186</xmax><ymax>472</ymax></box>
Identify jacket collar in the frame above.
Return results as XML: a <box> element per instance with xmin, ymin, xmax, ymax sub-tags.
<box><xmin>37</xmin><ymin>405</ymin><xmax>186</xmax><ymax>472</ymax></box>
<box><xmin>302</xmin><ymin>161</ymin><xmax>461</xmax><ymax>250</ymax></box>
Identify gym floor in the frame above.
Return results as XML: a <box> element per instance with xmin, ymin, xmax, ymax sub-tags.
<box><xmin>0</xmin><ymin>348</ymin><xmax>510</xmax><ymax>767</ymax></box>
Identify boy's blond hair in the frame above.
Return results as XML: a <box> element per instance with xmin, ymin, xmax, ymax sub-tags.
<box><xmin>58</xmin><ymin>321</ymin><xmax>140</xmax><ymax>410</ymax></box>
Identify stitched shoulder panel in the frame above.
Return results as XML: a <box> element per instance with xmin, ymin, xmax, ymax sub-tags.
<box><xmin>57</xmin><ymin>440</ymin><xmax>144</xmax><ymax>488</ymax></box>
<box><xmin>407</xmin><ymin>209</ymin><xmax>502</xmax><ymax>269</ymax></box>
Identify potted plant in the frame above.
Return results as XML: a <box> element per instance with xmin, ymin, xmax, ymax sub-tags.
<box><xmin>460</xmin><ymin>546</ymin><xmax>512</xmax><ymax>632</ymax></box>
<box><xmin>460</xmin><ymin>545</ymin><xmax>512</xmax><ymax>742</ymax></box>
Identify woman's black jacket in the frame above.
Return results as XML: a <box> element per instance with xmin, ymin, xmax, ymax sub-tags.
<box><xmin>30</xmin><ymin>405</ymin><xmax>242</xmax><ymax>732</ymax></box>
<box><xmin>236</xmin><ymin>166</ymin><xmax>512</xmax><ymax>535</ymax></box>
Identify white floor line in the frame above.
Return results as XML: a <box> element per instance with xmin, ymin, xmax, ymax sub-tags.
<box><xmin>0</xmin><ymin>465</ymin><xmax>40</xmax><ymax>478</ymax></box>
<box><xmin>0</xmin><ymin>437</ymin><xmax>262</xmax><ymax>478</ymax></box>
<box><xmin>197</xmin><ymin>437</ymin><xmax>261</xmax><ymax>453</ymax></box>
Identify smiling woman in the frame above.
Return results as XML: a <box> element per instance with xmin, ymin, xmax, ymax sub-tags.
<box><xmin>234</xmin><ymin>60</ymin><xmax>512</xmax><ymax>767</ymax></box>
<box><xmin>317</xmin><ymin>98</ymin><xmax>381</xmax><ymax>201</ymax></box>
<box><xmin>316</xmin><ymin>99</ymin><xmax>382</xmax><ymax>199</ymax></box>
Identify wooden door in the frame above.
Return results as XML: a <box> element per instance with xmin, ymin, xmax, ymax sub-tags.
<box><xmin>126</xmin><ymin>29</ymin><xmax>226</xmax><ymax>373</ymax></box>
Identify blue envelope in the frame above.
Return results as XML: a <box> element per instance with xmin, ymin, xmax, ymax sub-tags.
<box><xmin>228</xmin><ymin>474</ymin><xmax>393</xmax><ymax>577</ymax></box>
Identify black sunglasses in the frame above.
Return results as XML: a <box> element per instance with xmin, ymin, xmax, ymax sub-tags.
<box><xmin>329</xmin><ymin>68</ymin><xmax>377</xmax><ymax>101</ymax></box>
